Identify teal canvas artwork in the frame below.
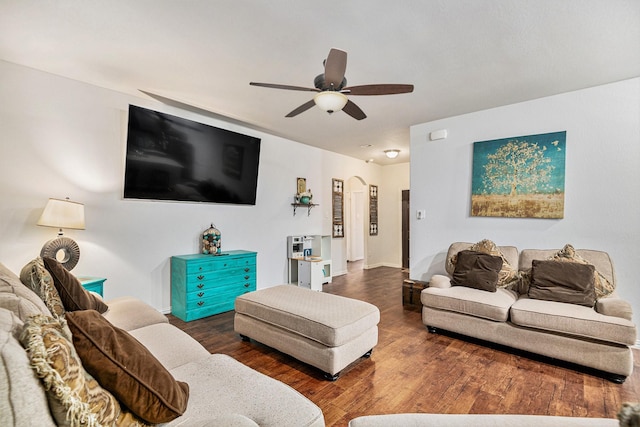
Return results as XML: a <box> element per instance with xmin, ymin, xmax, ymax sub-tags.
<box><xmin>471</xmin><ymin>131</ymin><xmax>566</xmax><ymax>218</ymax></box>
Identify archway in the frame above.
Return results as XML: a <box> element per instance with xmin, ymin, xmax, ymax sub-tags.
<box><xmin>345</xmin><ymin>176</ymin><xmax>368</xmax><ymax>271</ymax></box>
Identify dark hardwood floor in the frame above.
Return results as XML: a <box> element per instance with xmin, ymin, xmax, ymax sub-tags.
<box><xmin>168</xmin><ymin>261</ymin><xmax>640</xmax><ymax>427</ymax></box>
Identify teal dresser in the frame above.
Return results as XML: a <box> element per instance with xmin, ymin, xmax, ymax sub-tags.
<box><xmin>171</xmin><ymin>250</ymin><xmax>257</xmax><ymax>322</ymax></box>
<box><xmin>79</xmin><ymin>277</ymin><xmax>106</xmax><ymax>297</ymax></box>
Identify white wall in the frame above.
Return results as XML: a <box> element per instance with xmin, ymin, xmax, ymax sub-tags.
<box><xmin>0</xmin><ymin>60</ymin><xmax>398</xmax><ymax>313</ymax></box>
<box><xmin>409</xmin><ymin>77</ymin><xmax>640</xmax><ymax>330</ymax></box>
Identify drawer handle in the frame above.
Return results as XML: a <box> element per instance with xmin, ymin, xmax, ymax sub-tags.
<box><xmin>197</xmin><ymin>292</ymin><xmax>204</xmax><ymax>297</ymax></box>
<box><xmin>197</xmin><ymin>284</ymin><xmax>204</xmax><ymax>289</ymax></box>
<box><xmin>197</xmin><ymin>301</ymin><xmax>204</xmax><ymax>306</ymax></box>
<box><xmin>224</xmin><ymin>263</ymin><xmax>228</xmax><ymax>267</ymax></box>
<box><xmin>199</xmin><ymin>266</ymin><xmax>203</xmax><ymax>271</ymax></box>
<box><xmin>244</xmin><ymin>275</ymin><xmax>250</xmax><ymax>280</ymax></box>
<box><xmin>197</xmin><ymin>275</ymin><xmax>205</xmax><ymax>280</ymax></box>
<box><xmin>244</xmin><ymin>283</ymin><xmax>250</xmax><ymax>288</ymax></box>
<box><xmin>244</xmin><ymin>268</ymin><xmax>250</xmax><ymax>272</ymax></box>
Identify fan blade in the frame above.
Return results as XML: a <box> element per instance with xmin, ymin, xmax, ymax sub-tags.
<box><xmin>250</xmin><ymin>82</ymin><xmax>319</xmax><ymax>92</ymax></box>
<box><xmin>342</xmin><ymin>84</ymin><xmax>414</xmax><ymax>96</ymax></box>
<box><xmin>342</xmin><ymin>99</ymin><xmax>367</xmax><ymax>120</ymax></box>
<box><xmin>285</xmin><ymin>99</ymin><xmax>316</xmax><ymax>117</ymax></box>
<box><xmin>324</xmin><ymin>48</ymin><xmax>347</xmax><ymax>88</ymax></box>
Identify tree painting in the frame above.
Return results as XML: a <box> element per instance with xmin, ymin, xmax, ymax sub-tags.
<box><xmin>471</xmin><ymin>131</ymin><xmax>566</xmax><ymax>218</ymax></box>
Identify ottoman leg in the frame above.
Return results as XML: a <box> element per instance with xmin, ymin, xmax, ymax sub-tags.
<box><xmin>363</xmin><ymin>349</ymin><xmax>373</xmax><ymax>358</ymax></box>
<box><xmin>323</xmin><ymin>372</ymin><xmax>340</xmax><ymax>381</ymax></box>
<box><xmin>239</xmin><ymin>334</ymin><xmax>251</xmax><ymax>342</ymax></box>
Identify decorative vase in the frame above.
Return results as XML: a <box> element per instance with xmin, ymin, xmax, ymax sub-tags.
<box><xmin>300</xmin><ymin>196</ymin><xmax>311</xmax><ymax>204</ymax></box>
<box><xmin>202</xmin><ymin>224</ymin><xmax>221</xmax><ymax>255</ymax></box>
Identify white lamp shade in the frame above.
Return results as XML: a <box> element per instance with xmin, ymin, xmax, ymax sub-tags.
<box><xmin>313</xmin><ymin>91</ymin><xmax>348</xmax><ymax>113</ymax></box>
<box><xmin>37</xmin><ymin>198</ymin><xmax>85</xmax><ymax>230</ymax></box>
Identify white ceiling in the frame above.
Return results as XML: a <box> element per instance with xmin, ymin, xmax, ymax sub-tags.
<box><xmin>1</xmin><ymin>1</ymin><xmax>639</xmax><ymax>164</ymax></box>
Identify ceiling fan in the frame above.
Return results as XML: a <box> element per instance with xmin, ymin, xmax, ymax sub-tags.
<box><xmin>250</xmin><ymin>48</ymin><xmax>414</xmax><ymax>120</ymax></box>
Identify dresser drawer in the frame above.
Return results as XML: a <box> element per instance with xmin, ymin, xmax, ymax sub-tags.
<box><xmin>186</xmin><ymin>280</ymin><xmax>255</xmax><ymax>301</ymax></box>
<box><xmin>184</xmin><ymin>256</ymin><xmax>255</xmax><ymax>275</ymax></box>
<box><xmin>184</xmin><ymin>265</ymin><xmax>256</xmax><ymax>290</ymax></box>
<box><xmin>185</xmin><ymin>285</ymin><xmax>254</xmax><ymax>311</ymax></box>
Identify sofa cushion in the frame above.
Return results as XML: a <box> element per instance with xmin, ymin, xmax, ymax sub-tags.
<box><xmin>528</xmin><ymin>260</ymin><xmax>596</xmax><ymax>307</ymax></box>
<box><xmin>127</xmin><ymin>322</ymin><xmax>210</xmax><ymax>370</ymax></box>
<box><xmin>66</xmin><ymin>310</ymin><xmax>189</xmax><ymax>424</ymax></box>
<box><xmin>0</xmin><ymin>290</ymin><xmax>45</xmax><ymax>321</ymax></box>
<box><xmin>0</xmin><ymin>260</ymin><xmax>53</xmax><ymax>317</ymax></box>
<box><xmin>421</xmin><ymin>286</ymin><xmax>517</xmax><ymax>322</ymax></box>
<box><xmin>451</xmin><ymin>250</ymin><xmax>503</xmax><ymax>292</ymax></box>
<box><xmin>0</xmin><ymin>308</ymin><xmax>56</xmax><ymax>427</ymax></box>
<box><xmin>446</xmin><ymin>240</ymin><xmax>519</xmax><ymax>287</ymax></box>
<box><xmin>103</xmin><ymin>296</ymin><xmax>169</xmax><ymax>331</ymax></box>
<box><xmin>596</xmin><ymin>293</ymin><xmax>634</xmax><ymax>321</ymax></box>
<box><xmin>43</xmin><ymin>257</ymin><xmax>108</xmax><ymax>313</ymax></box>
<box><xmin>19</xmin><ymin>314</ymin><xmax>145</xmax><ymax>426</ymax></box>
<box><xmin>510</xmin><ymin>297</ymin><xmax>637</xmax><ymax>346</ymax></box>
<box><xmin>166</xmin><ymin>354</ymin><xmax>325</xmax><ymax>427</ymax></box>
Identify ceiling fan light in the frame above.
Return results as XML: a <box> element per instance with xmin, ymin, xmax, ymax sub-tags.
<box><xmin>384</xmin><ymin>149</ymin><xmax>400</xmax><ymax>159</ymax></box>
<box><xmin>313</xmin><ymin>91</ymin><xmax>348</xmax><ymax>113</ymax></box>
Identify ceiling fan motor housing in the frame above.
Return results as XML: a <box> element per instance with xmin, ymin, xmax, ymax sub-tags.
<box><xmin>314</xmin><ymin>74</ymin><xmax>347</xmax><ymax>91</ymax></box>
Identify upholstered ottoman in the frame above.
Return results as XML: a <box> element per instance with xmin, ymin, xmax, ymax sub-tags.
<box><xmin>234</xmin><ymin>285</ymin><xmax>380</xmax><ymax>380</ymax></box>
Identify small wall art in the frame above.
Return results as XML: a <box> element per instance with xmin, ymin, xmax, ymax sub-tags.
<box><xmin>332</xmin><ymin>178</ymin><xmax>344</xmax><ymax>238</ymax></box>
<box><xmin>471</xmin><ymin>131</ymin><xmax>566</xmax><ymax>219</ymax></box>
<box><xmin>369</xmin><ymin>184</ymin><xmax>378</xmax><ymax>235</ymax></box>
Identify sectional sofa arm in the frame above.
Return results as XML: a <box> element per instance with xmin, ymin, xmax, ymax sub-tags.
<box><xmin>596</xmin><ymin>295</ymin><xmax>633</xmax><ymax>321</ymax></box>
<box><xmin>429</xmin><ymin>274</ymin><xmax>452</xmax><ymax>288</ymax></box>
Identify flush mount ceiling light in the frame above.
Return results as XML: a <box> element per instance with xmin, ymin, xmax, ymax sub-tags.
<box><xmin>313</xmin><ymin>91</ymin><xmax>348</xmax><ymax>113</ymax></box>
<box><xmin>384</xmin><ymin>149</ymin><xmax>400</xmax><ymax>159</ymax></box>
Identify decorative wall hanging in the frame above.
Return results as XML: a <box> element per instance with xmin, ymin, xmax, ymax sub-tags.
<box><xmin>332</xmin><ymin>179</ymin><xmax>344</xmax><ymax>238</ymax></box>
<box><xmin>471</xmin><ymin>131</ymin><xmax>566</xmax><ymax>218</ymax></box>
<box><xmin>369</xmin><ymin>184</ymin><xmax>378</xmax><ymax>235</ymax></box>
<box><xmin>202</xmin><ymin>224</ymin><xmax>221</xmax><ymax>254</ymax></box>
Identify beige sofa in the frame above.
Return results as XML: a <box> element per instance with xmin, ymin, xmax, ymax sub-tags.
<box><xmin>0</xmin><ymin>260</ymin><xmax>324</xmax><ymax>426</ymax></box>
<box><xmin>422</xmin><ymin>242</ymin><xmax>637</xmax><ymax>383</ymax></box>
<box><xmin>348</xmin><ymin>413</ymin><xmax>620</xmax><ymax>426</ymax></box>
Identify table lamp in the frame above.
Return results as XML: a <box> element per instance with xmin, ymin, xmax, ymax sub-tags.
<box><xmin>37</xmin><ymin>197</ymin><xmax>85</xmax><ymax>270</ymax></box>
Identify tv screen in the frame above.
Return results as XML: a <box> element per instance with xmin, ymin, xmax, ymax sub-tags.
<box><xmin>124</xmin><ymin>105</ymin><xmax>261</xmax><ymax>205</ymax></box>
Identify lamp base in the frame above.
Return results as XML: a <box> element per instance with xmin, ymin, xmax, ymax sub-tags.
<box><xmin>40</xmin><ymin>236</ymin><xmax>80</xmax><ymax>271</ymax></box>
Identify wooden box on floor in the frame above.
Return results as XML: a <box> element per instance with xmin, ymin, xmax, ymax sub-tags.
<box><xmin>402</xmin><ymin>279</ymin><xmax>429</xmax><ymax>309</ymax></box>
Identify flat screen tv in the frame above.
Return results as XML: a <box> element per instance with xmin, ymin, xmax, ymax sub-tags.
<box><xmin>124</xmin><ymin>105</ymin><xmax>261</xmax><ymax>205</ymax></box>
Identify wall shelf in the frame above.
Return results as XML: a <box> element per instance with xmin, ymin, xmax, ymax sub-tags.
<box><xmin>291</xmin><ymin>203</ymin><xmax>318</xmax><ymax>216</ymax></box>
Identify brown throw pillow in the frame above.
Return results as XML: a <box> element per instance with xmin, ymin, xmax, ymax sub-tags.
<box><xmin>528</xmin><ymin>260</ymin><xmax>596</xmax><ymax>307</ymax></box>
<box><xmin>66</xmin><ymin>310</ymin><xmax>190</xmax><ymax>424</ymax></box>
<box><xmin>451</xmin><ymin>250</ymin><xmax>503</xmax><ymax>292</ymax></box>
<box><xmin>550</xmin><ymin>244</ymin><xmax>615</xmax><ymax>299</ymax></box>
<box><xmin>42</xmin><ymin>257</ymin><xmax>108</xmax><ymax>313</ymax></box>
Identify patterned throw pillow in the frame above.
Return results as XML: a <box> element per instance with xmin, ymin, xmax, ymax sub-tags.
<box><xmin>448</xmin><ymin>239</ymin><xmax>519</xmax><ymax>288</ymax></box>
<box><xmin>19</xmin><ymin>315</ymin><xmax>149</xmax><ymax>427</ymax></box>
<box><xmin>19</xmin><ymin>258</ymin><xmax>65</xmax><ymax>318</ymax></box>
<box><xmin>550</xmin><ymin>244</ymin><xmax>615</xmax><ymax>299</ymax></box>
